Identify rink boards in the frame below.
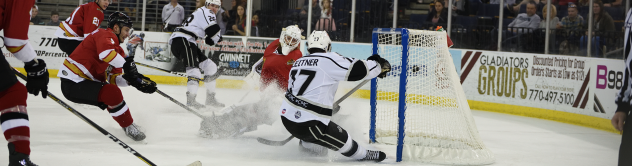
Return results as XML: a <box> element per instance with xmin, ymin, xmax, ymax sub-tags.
<box><xmin>5</xmin><ymin>25</ymin><xmax>624</xmax><ymax>133</ymax></box>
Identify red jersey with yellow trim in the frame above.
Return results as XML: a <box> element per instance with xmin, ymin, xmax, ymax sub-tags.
<box><xmin>261</xmin><ymin>39</ymin><xmax>302</xmax><ymax>90</ymax></box>
<box><xmin>55</xmin><ymin>2</ymin><xmax>104</xmax><ymax>41</ymax></box>
<box><xmin>57</xmin><ymin>28</ymin><xmax>128</xmax><ymax>86</ymax></box>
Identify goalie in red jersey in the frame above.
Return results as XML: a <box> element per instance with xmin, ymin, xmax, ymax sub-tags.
<box><xmin>57</xmin><ymin>12</ymin><xmax>157</xmax><ymax>142</ymax></box>
<box><xmin>199</xmin><ymin>25</ymin><xmax>304</xmax><ymax>138</ymax></box>
<box><xmin>253</xmin><ymin>25</ymin><xmax>304</xmax><ymax>90</ymax></box>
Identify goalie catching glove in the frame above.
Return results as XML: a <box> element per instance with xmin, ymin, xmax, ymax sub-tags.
<box><xmin>122</xmin><ymin>57</ymin><xmax>157</xmax><ymax>93</ymax></box>
<box><xmin>367</xmin><ymin>54</ymin><xmax>391</xmax><ymax>78</ymax></box>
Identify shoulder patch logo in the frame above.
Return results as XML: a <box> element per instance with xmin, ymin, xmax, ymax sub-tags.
<box><xmin>294</xmin><ymin>111</ymin><xmax>301</xmax><ymax>119</ymax></box>
<box><xmin>282</xmin><ymin>109</ymin><xmax>286</xmax><ymax>114</ymax></box>
<box><xmin>287</xmin><ymin>59</ymin><xmax>295</xmax><ymax>65</ymax></box>
<box><xmin>110</xmin><ymin>38</ymin><xmax>115</xmax><ymax>44</ymax></box>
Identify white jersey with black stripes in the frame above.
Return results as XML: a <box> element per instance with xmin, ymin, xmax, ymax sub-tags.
<box><xmin>168</xmin><ymin>6</ymin><xmax>218</xmax><ymax>45</ymax></box>
<box><xmin>280</xmin><ymin>52</ymin><xmax>382</xmax><ymax>124</ymax></box>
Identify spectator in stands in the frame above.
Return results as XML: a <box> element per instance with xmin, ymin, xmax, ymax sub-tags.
<box><xmin>602</xmin><ymin>0</ymin><xmax>622</xmax><ymax>7</ymax></box>
<box><xmin>580</xmin><ymin>0</ymin><xmax>615</xmax><ymax>57</ymax></box>
<box><xmin>503</xmin><ymin>1</ymin><xmax>540</xmax><ymax>51</ymax></box>
<box><xmin>558</xmin><ymin>2</ymin><xmax>584</xmax><ymax>54</ymax></box>
<box><xmin>578</xmin><ymin>0</ymin><xmax>590</xmax><ymax>6</ymax></box>
<box><xmin>558</xmin><ymin>0</ymin><xmax>577</xmax><ymax>6</ymax></box>
<box><xmin>232</xmin><ymin>5</ymin><xmax>247</xmax><ymax>36</ymax></box>
<box><xmin>162</xmin><ymin>0</ymin><xmax>185</xmax><ymax>32</ymax></box>
<box><xmin>252</xmin><ymin>13</ymin><xmax>259</xmax><ymax>37</ymax></box>
<box><xmin>507</xmin><ymin>2</ymin><xmax>540</xmax><ymax>33</ymax></box>
<box><xmin>540</xmin><ymin>5</ymin><xmax>559</xmax><ymax>29</ymax></box>
<box><xmin>425</xmin><ymin>0</ymin><xmax>451</xmax><ymax>29</ymax></box>
<box><xmin>300</xmin><ymin>0</ymin><xmax>321</xmax><ymax>33</ymax></box>
<box><xmin>226</xmin><ymin>0</ymin><xmax>245</xmax><ymax>32</ymax></box>
<box><xmin>45</xmin><ymin>11</ymin><xmax>61</xmax><ymax>26</ymax></box>
<box><xmin>451</xmin><ymin>0</ymin><xmax>469</xmax><ymax>16</ymax></box>
<box><xmin>122</xmin><ymin>0</ymin><xmax>137</xmax><ymax>17</ymax></box>
<box><xmin>315</xmin><ymin>0</ymin><xmax>336</xmax><ymax>32</ymax></box>
<box><xmin>30</xmin><ymin>5</ymin><xmax>43</xmax><ymax>25</ymax></box>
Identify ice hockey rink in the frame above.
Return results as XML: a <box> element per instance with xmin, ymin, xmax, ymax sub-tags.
<box><xmin>0</xmin><ymin>78</ymin><xmax>620</xmax><ymax>166</ymax></box>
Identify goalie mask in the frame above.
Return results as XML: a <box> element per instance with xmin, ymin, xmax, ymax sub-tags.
<box><xmin>279</xmin><ymin>25</ymin><xmax>302</xmax><ymax>55</ymax></box>
<box><xmin>307</xmin><ymin>31</ymin><xmax>331</xmax><ymax>52</ymax></box>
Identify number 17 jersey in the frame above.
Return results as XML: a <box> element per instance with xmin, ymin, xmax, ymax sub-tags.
<box><xmin>281</xmin><ymin>52</ymin><xmax>382</xmax><ymax>124</ymax></box>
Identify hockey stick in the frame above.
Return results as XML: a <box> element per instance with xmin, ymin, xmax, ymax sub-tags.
<box><xmin>333</xmin><ymin>79</ymin><xmax>369</xmax><ymax>114</ymax></box>
<box><xmin>155</xmin><ymin>89</ymin><xmax>206</xmax><ymax>119</ymax></box>
<box><xmin>256</xmin><ymin>80</ymin><xmax>369</xmax><ymax>146</ymax></box>
<box><xmin>134</xmin><ymin>62</ymin><xmax>204</xmax><ymax>82</ymax></box>
<box><xmin>11</xmin><ymin>68</ymin><xmax>159</xmax><ymax>166</ymax></box>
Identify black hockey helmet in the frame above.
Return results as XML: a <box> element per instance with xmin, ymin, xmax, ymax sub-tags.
<box><xmin>107</xmin><ymin>12</ymin><xmax>133</xmax><ymax>30</ymax></box>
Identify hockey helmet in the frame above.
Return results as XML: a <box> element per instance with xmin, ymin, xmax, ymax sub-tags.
<box><xmin>279</xmin><ymin>25</ymin><xmax>302</xmax><ymax>55</ymax></box>
<box><xmin>108</xmin><ymin>12</ymin><xmax>133</xmax><ymax>30</ymax></box>
<box><xmin>206</xmin><ymin>0</ymin><xmax>221</xmax><ymax>6</ymax></box>
<box><xmin>307</xmin><ymin>31</ymin><xmax>331</xmax><ymax>53</ymax></box>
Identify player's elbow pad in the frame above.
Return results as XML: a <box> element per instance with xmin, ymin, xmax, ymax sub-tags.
<box><xmin>346</xmin><ymin>61</ymin><xmax>369</xmax><ymax>81</ymax></box>
<box><xmin>205</xmin><ymin>24</ymin><xmax>221</xmax><ymax>36</ymax></box>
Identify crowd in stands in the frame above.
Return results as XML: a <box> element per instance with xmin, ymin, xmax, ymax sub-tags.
<box><xmin>28</xmin><ymin>0</ymin><xmax>629</xmax><ymax>58</ymax></box>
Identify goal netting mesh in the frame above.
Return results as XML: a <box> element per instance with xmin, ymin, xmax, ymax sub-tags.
<box><xmin>370</xmin><ymin>28</ymin><xmax>494</xmax><ymax>165</ymax></box>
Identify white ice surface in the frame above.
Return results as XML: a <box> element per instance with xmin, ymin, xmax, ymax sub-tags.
<box><xmin>0</xmin><ymin>78</ymin><xmax>620</xmax><ymax>166</ymax></box>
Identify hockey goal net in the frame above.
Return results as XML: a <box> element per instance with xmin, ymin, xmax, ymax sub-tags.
<box><xmin>369</xmin><ymin>28</ymin><xmax>494</xmax><ymax>164</ymax></box>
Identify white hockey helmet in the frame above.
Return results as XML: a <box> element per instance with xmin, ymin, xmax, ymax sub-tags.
<box><xmin>279</xmin><ymin>25</ymin><xmax>303</xmax><ymax>55</ymax></box>
<box><xmin>307</xmin><ymin>31</ymin><xmax>331</xmax><ymax>52</ymax></box>
<box><xmin>206</xmin><ymin>0</ymin><xmax>221</xmax><ymax>6</ymax></box>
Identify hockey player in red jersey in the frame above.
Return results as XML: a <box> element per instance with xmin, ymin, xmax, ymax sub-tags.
<box><xmin>200</xmin><ymin>25</ymin><xmax>304</xmax><ymax>138</ymax></box>
<box><xmin>57</xmin><ymin>12</ymin><xmax>157</xmax><ymax>141</ymax></box>
<box><xmin>0</xmin><ymin>0</ymin><xmax>49</xmax><ymax>165</ymax></box>
<box><xmin>55</xmin><ymin>0</ymin><xmax>110</xmax><ymax>55</ymax></box>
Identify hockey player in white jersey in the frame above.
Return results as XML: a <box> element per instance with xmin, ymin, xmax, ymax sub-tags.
<box><xmin>279</xmin><ymin>31</ymin><xmax>390</xmax><ymax>161</ymax></box>
<box><xmin>169</xmin><ymin>0</ymin><xmax>224</xmax><ymax>109</ymax></box>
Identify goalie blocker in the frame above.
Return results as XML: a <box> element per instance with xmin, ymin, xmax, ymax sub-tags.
<box><xmin>278</xmin><ymin>31</ymin><xmax>389</xmax><ymax>162</ymax></box>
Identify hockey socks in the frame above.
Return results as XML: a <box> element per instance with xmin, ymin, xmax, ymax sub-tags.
<box><xmin>338</xmin><ymin>139</ymin><xmax>367</xmax><ymax>160</ymax></box>
<box><xmin>99</xmin><ymin>84</ymin><xmax>134</xmax><ymax>128</ymax></box>
<box><xmin>0</xmin><ymin>83</ymin><xmax>31</xmax><ymax>155</ymax></box>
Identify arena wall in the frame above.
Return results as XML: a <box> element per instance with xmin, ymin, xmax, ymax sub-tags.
<box><xmin>6</xmin><ymin>25</ymin><xmax>622</xmax><ymax>133</ymax></box>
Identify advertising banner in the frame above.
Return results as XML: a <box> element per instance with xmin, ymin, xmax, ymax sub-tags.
<box><xmin>592</xmin><ymin>58</ymin><xmax>626</xmax><ymax>119</ymax></box>
<box><xmin>460</xmin><ymin>50</ymin><xmax>596</xmax><ymax>117</ymax></box>
<box><xmin>199</xmin><ymin>37</ymin><xmax>272</xmax><ymax>77</ymax></box>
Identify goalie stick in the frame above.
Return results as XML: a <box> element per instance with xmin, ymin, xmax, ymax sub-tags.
<box><xmin>12</xmin><ymin>68</ymin><xmax>160</xmax><ymax>166</ymax></box>
<box><xmin>256</xmin><ymin>80</ymin><xmax>369</xmax><ymax>146</ymax></box>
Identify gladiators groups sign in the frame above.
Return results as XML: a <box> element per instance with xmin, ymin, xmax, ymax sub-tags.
<box><xmin>458</xmin><ymin>50</ymin><xmax>622</xmax><ymax>119</ymax></box>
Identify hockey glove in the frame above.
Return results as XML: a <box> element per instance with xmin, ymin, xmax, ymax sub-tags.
<box><xmin>367</xmin><ymin>54</ymin><xmax>391</xmax><ymax>78</ymax></box>
<box><xmin>122</xmin><ymin>57</ymin><xmax>157</xmax><ymax>94</ymax></box>
<box><xmin>24</xmin><ymin>59</ymin><xmax>49</xmax><ymax>98</ymax></box>
<box><xmin>205</xmin><ymin>35</ymin><xmax>222</xmax><ymax>46</ymax></box>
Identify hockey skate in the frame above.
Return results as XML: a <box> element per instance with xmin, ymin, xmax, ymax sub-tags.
<box><xmin>123</xmin><ymin>123</ymin><xmax>146</xmax><ymax>141</ymax></box>
<box><xmin>298</xmin><ymin>140</ymin><xmax>328</xmax><ymax>156</ymax></box>
<box><xmin>359</xmin><ymin>150</ymin><xmax>386</xmax><ymax>162</ymax></box>
<box><xmin>187</xmin><ymin>92</ymin><xmax>206</xmax><ymax>109</ymax></box>
<box><xmin>205</xmin><ymin>92</ymin><xmax>225</xmax><ymax>107</ymax></box>
<box><xmin>8</xmin><ymin>143</ymin><xmax>37</xmax><ymax>166</ymax></box>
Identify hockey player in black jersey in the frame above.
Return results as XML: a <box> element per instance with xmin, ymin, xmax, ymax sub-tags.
<box><xmin>169</xmin><ymin>0</ymin><xmax>224</xmax><ymax>109</ymax></box>
<box><xmin>278</xmin><ymin>31</ymin><xmax>391</xmax><ymax>162</ymax></box>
